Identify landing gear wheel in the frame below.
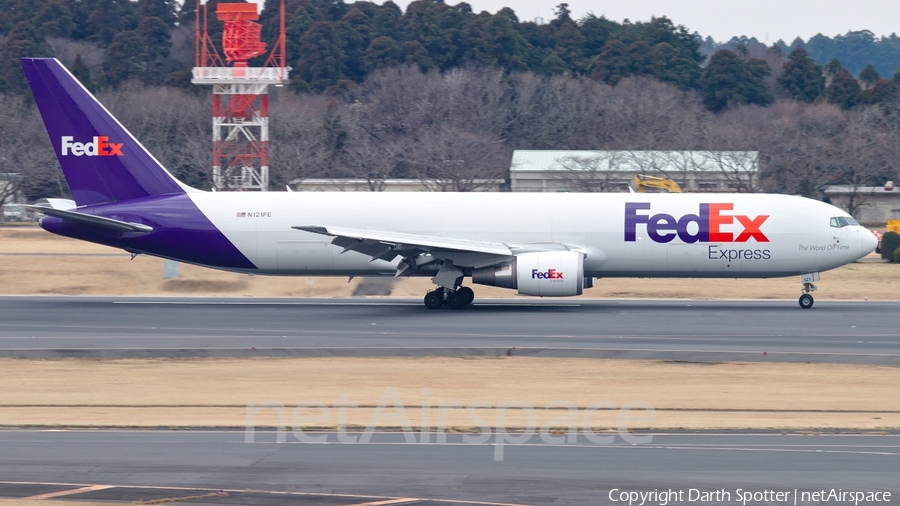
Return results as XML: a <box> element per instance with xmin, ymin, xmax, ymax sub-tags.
<box><xmin>798</xmin><ymin>294</ymin><xmax>814</xmax><ymax>309</ymax></box>
<box><xmin>457</xmin><ymin>286</ymin><xmax>474</xmax><ymax>305</ymax></box>
<box><xmin>424</xmin><ymin>291</ymin><xmax>443</xmax><ymax>310</ymax></box>
<box><xmin>447</xmin><ymin>292</ymin><xmax>466</xmax><ymax>310</ymax></box>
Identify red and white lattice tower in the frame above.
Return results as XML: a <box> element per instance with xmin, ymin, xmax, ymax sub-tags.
<box><xmin>192</xmin><ymin>0</ymin><xmax>289</xmax><ymax>191</ymax></box>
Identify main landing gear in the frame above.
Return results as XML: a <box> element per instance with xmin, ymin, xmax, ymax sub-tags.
<box><xmin>799</xmin><ymin>272</ymin><xmax>819</xmax><ymax>309</ymax></box>
<box><xmin>424</xmin><ymin>286</ymin><xmax>475</xmax><ymax>310</ymax></box>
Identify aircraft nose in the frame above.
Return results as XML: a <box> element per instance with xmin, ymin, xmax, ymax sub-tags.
<box><xmin>862</xmin><ymin>228</ymin><xmax>878</xmax><ymax>256</ymax></box>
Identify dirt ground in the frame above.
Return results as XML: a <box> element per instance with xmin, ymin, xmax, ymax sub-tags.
<box><xmin>1</xmin><ymin>227</ymin><xmax>898</xmax><ymax>299</ymax></box>
<box><xmin>1</xmin><ymin>357</ymin><xmax>897</xmax><ymax>430</ymax></box>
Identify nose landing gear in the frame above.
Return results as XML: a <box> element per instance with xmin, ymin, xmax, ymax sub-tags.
<box><xmin>799</xmin><ymin>272</ymin><xmax>819</xmax><ymax>309</ymax></box>
<box><xmin>799</xmin><ymin>293</ymin><xmax>814</xmax><ymax>309</ymax></box>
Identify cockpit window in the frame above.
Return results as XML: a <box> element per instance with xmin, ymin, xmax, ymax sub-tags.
<box><xmin>830</xmin><ymin>216</ymin><xmax>859</xmax><ymax>227</ymax></box>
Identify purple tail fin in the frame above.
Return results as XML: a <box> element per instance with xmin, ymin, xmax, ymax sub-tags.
<box><xmin>21</xmin><ymin>58</ymin><xmax>187</xmax><ymax>206</ymax></box>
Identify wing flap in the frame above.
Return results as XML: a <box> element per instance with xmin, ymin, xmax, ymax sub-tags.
<box><xmin>293</xmin><ymin>225</ymin><xmax>513</xmax><ymax>256</ymax></box>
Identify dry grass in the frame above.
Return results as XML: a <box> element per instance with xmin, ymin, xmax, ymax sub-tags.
<box><xmin>1</xmin><ymin>227</ymin><xmax>898</xmax><ymax>299</ymax></box>
<box><xmin>1</xmin><ymin>357</ymin><xmax>897</xmax><ymax>430</ymax></box>
<box><xmin>0</xmin><ymin>501</ymin><xmax>120</xmax><ymax>506</ymax></box>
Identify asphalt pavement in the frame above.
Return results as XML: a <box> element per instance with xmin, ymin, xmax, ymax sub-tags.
<box><xmin>0</xmin><ymin>296</ymin><xmax>898</xmax><ymax>363</ymax></box>
<box><xmin>0</xmin><ymin>430</ymin><xmax>897</xmax><ymax>506</ymax></box>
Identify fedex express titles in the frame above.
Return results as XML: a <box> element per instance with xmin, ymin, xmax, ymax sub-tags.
<box><xmin>625</xmin><ymin>202</ymin><xmax>772</xmax><ymax>261</ymax></box>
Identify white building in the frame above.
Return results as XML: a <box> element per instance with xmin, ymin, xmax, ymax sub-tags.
<box><xmin>291</xmin><ymin>178</ymin><xmax>505</xmax><ymax>192</ymax></box>
<box><xmin>823</xmin><ymin>183</ymin><xmax>900</xmax><ymax>225</ymax></box>
<box><xmin>509</xmin><ymin>150</ymin><xmax>759</xmax><ymax>193</ymax></box>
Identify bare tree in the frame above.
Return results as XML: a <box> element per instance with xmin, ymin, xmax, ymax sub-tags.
<box><xmin>0</xmin><ymin>96</ymin><xmax>66</xmax><ymax>210</ymax></box>
<box><xmin>407</xmin><ymin>125</ymin><xmax>509</xmax><ymax>191</ymax></box>
<box><xmin>269</xmin><ymin>92</ymin><xmax>333</xmax><ymax>188</ymax></box>
<box><xmin>335</xmin><ymin>118</ymin><xmax>405</xmax><ymax>191</ymax></box>
<box><xmin>551</xmin><ymin>152</ymin><xmax>625</xmax><ymax>192</ymax></box>
<box><xmin>699</xmin><ymin>151</ymin><xmax>760</xmax><ymax>192</ymax></box>
<box><xmin>827</xmin><ymin>109</ymin><xmax>889</xmax><ymax>216</ymax></box>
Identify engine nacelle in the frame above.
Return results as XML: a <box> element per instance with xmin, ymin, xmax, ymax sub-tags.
<box><xmin>472</xmin><ymin>251</ymin><xmax>586</xmax><ymax>297</ymax></box>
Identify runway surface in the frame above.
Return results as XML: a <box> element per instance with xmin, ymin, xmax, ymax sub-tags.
<box><xmin>0</xmin><ymin>296</ymin><xmax>898</xmax><ymax>363</ymax></box>
<box><xmin>0</xmin><ymin>430</ymin><xmax>897</xmax><ymax>506</ymax></box>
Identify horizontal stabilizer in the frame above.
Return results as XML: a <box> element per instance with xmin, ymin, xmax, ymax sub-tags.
<box><xmin>26</xmin><ymin>205</ymin><xmax>153</xmax><ymax>234</ymax></box>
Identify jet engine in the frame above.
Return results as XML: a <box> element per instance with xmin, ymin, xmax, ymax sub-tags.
<box><xmin>472</xmin><ymin>251</ymin><xmax>586</xmax><ymax>296</ymax></box>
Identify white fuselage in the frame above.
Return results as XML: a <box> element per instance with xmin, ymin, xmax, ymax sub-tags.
<box><xmin>187</xmin><ymin>191</ymin><xmax>874</xmax><ymax>279</ymax></box>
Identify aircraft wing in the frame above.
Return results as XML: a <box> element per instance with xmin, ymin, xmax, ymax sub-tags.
<box><xmin>294</xmin><ymin>225</ymin><xmax>512</xmax><ymax>260</ymax></box>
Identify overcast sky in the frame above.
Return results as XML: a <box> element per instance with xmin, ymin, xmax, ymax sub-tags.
<box><xmin>384</xmin><ymin>0</ymin><xmax>900</xmax><ymax>43</ymax></box>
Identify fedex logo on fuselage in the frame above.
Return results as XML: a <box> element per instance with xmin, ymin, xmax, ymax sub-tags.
<box><xmin>532</xmin><ymin>268</ymin><xmax>563</xmax><ymax>279</ymax></box>
<box><xmin>625</xmin><ymin>202</ymin><xmax>769</xmax><ymax>243</ymax></box>
<box><xmin>61</xmin><ymin>136</ymin><xmax>123</xmax><ymax>157</ymax></box>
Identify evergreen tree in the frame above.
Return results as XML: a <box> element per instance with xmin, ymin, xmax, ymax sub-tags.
<box><xmin>825</xmin><ymin>57</ymin><xmax>842</xmax><ymax>77</ymax></box>
<box><xmin>0</xmin><ymin>0</ymin><xmax>45</xmax><ymax>36</ymax></box>
<box><xmin>540</xmin><ymin>51</ymin><xmax>569</xmax><ymax>75</ymax></box>
<box><xmin>0</xmin><ymin>22</ymin><xmax>50</xmax><ymax>93</ymax></box>
<box><xmin>863</xmin><ymin>79</ymin><xmax>900</xmax><ymax>105</ymax></box>
<box><xmin>546</xmin><ymin>9</ymin><xmax>586</xmax><ymax>71</ymax></box>
<box><xmin>70</xmin><ymin>54</ymin><xmax>95</xmax><ymax>91</ymax></box>
<box><xmin>284</xmin><ymin>7</ymin><xmax>315</xmax><ymax>64</ymax></box>
<box><xmin>859</xmin><ymin>63</ymin><xmax>880</xmax><ymax>88</ymax></box>
<box><xmin>461</xmin><ymin>9</ymin><xmax>531</xmax><ymax>71</ymax></box>
<box><xmin>136</xmin><ymin>16</ymin><xmax>171</xmax><ymax>84</ymax></box>
<box><xmin>700</xmin><ymin>49</ymin><xmax>773</xmax><ymax>112</ymax></box>
<box><xmin>295</xmin><ymin>21</ymin><xmax>349</xmax><ymax>91</ymax></box>
<box><xmin>400</xmin><ymin>40</ymin><xmax>434</xmax><ymax>71</ymax></box>
<box><xmin>72</xmin><ymin>0</ymin><xmax>139</xmax><ymax>45</ymax></box>
<box><xmin>580</xmin><ymin>14</ymin><xmax>613</xmax><ymax>57</ymax></box>
<box><xmin>176</xmin><ymin>0</ymin><xmax>196</xmax><ymax>29</ymax></box>
<box><xmin>37</xmin><ymin>1</ymin><xmax>76</xmax><ymax>38</ymax></box>
<box><xmin>363</xmin><ymin>36</ymin><xmax>402</xmax><ymax>72</ymax></box>
<box><xmin>590</xmin><ymin>39</ymin><xmax>630</xmax><ymax>84</ymax></box>
<box><xmin>104</xmin><ymin>30</ymin><xmax>148</xmax><ymax>87</ymax></box>
<box><xmin>137</xmin><ymin>0</ymin><xmax>178</xmax><ymax>27</ymax></box>
<box><xmin>777</xmin><ymin>46</ymin><xmax>825</xmax><ymax>102</ymax></box>
<box><xmin>826</xmin><ymin>68</ymin><xmax>861</xmax><ymax>109</ymax></box>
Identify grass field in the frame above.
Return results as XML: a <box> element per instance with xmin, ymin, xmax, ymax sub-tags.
<box><xmin>1</xmin><ymin>357</ymin><xmax>897</xmax><ymax>430</ymax></box>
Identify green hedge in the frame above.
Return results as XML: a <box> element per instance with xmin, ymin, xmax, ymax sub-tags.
<box><xmin>894</xmin><ymin>247</ymin><xmax>900</xmax><ymax>263</ymax></box>
<box><xmin>882</xmin><ymin>231</ymin><xmax>900</xmax><ymax>261</ymax></box>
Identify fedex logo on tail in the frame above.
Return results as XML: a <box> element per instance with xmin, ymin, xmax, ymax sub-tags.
<box><xmin>625</xmin><ymin>203</ymin><xmax>769</xmax><ymax>243</ymax></box>
<box><xmin>61</xmin><ymin>136</ymin><xmax>123</xmax><ymax>157</ymax></box>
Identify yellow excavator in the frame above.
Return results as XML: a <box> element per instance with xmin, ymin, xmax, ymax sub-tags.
<box><xmin>632</xmin><ymin>174</ymin><xmax>682</xmax><ymax>193</ymax></box>
<box><xmin>887</xmin><ymin>219</ymin><xmax>900</xmax><ymax>234</ymax></box>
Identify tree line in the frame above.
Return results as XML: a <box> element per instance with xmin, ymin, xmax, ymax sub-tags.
<box><xmin>2</xmin><ymin>64</ymin><xmax>898</xmax><ymax>216</ymax></box>
<box><xmin>704</xmin><ymin>30</ymin><xmax>900</xmax><ymax>78</ymax></box>
<box><xmin>0</xmin><ymin>0</ymin><xmax>899</xmax><ymax>218</ymax></box>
